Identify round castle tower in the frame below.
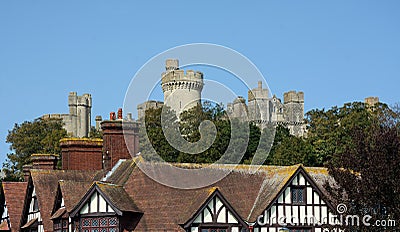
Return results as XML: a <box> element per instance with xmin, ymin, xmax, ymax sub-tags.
<box><xmin>161</xmin><ymin>59</ymin><xmax>204</xmax><ymax>115</ymax></box>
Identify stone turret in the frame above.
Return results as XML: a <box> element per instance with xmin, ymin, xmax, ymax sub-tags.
<box><xmin>44</xmin><ymin>92</ymin><xmax>92</xmax><ymax>138</ymax></box>
<box><xmin>161</xmin><ymin>59</ymin><xmax>204</xmax><ymax>116</ymax></box>
<box><xmin>283</xmin><ymin>91</ymin><xmax>305</xmax><ymax>136</ymax></box>
<box><xmin>365</xmin><ymin>96</ymin><xmax>379</xmax><ymax>106</ymax></box>
<box><xmin>247</xmin><ymin>81</ymin><xmax>271</xmax><ymax>123</ymax></box>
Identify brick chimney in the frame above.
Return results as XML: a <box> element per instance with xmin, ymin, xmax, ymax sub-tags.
<box><xmin>101</xmin><ymin>109</ymin><xmax>139</xmax><ymax>171</ymax></box>
<box><xmin>31</xmin><ymin>154</ymin><xmax>58</xmax><ymax>170</ymax></box>
<box><xmin>22</xmin><ymin>164</ymin><xmax>33</xmax><ymax>182</ymax></box>
<box><xmin>60</xmin><ymin>138</ymin><xmax>103</xmax><ymax>170</ymax></box>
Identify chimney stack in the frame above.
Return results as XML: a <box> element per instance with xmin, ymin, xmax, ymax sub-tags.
<box><xmin>101</xmin><ymin>109</ymin><xmax>139</xmax><ymax>171</ymax></box>
<box><xmin>60</xmin><ymin>138</ymin><xmax>103</xmax><ymax>170</ymax></box>
<box><xmin>31</xmin><ymin>154</ymin><xmax>58</xmax><ymax>170</ymax></box>
<box><xmin>22</xmin><ymin>164</ymin><xmax>33</xmax><ymax>182</ymax></box>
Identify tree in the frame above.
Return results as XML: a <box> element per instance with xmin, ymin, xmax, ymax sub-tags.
<box><xmin>138</xmin><ymin>106</ymin><xmax>179</xmax><ymax>162</ymax></box>
<box><xmin>3</xmin><ymin>118</ymin><xmax>67</xmax><ymax>181</ymax></box>
<box><xmin>88</xmin><ymin>126</ymin><xmax>103</xmax><ymax>139</ymax></box>
<box><xmin>270</xmin><ymin>135</ymin><xmax>317</xmax><ymax>166</ymax></box>
<box><xmin>305</xmin><ymin>102</ymin><xmax>391</xmax><ymax>165</ymax></box>
<box><xmin>139</xmin><ymin>102</ymin><xmax>263</xmax><ymax>164</ymax></box>
<box><xmin>326</xmin><ymin>105</ymin><xmax>400</xmax><ymax>231</ymax></box>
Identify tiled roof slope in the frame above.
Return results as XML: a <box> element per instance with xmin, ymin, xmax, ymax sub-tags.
<box><xmin>30</xmin><ymin>170</ymin><xmax>105</xmax><ymax>232</ymax></box>
<box><xmin>58</xmin><ymin>180</ymin><xmax>93</xmax><ymax>212</ymax></box>
<box><xmin>104</xmin><ymin>160</ymin><xmax>334</xmax><ymax>231</ymax></box>
<box><xmin>96</xmin><ymin>182</ymin><xmax>142</xmax><ymax>213</ymax></box>
<box><xmin>2</xmin><ymin>182</ymin><xmax>28</xmax><ymax>232</ymax></box>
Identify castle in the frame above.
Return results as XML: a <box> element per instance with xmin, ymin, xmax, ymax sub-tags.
<box><xmin>228</xmin><ymin>82</ymin><xmax>306</xmax><ymax>136</ymax></box>
<box><xmin>42</xmin><ymin>92</ymin><xmax>93</xmax><ymax>138</ymax></box>
<box><xmin>138</xmin><ymin>59</ymin><xmax>306</xmax><ymax>136</ymax></box>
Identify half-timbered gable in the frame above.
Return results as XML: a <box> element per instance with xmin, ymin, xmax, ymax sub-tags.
<box><xmin>0</xmin><ymin>182</ymin><xmax>28</xmax><ymax>232</ymax></box>
<box><xmin>253</xmin><ymin>166</ymin><xmax>337</xmax><ymax>232</ymax></box>
<box><xmin>69</xmin><ymin>182</ymin><xmax>142</xmax><ymax>232</ymax></box>
<box><xmin>22</xmin><ymin>170</ymin><xmax>104</xmax><ymax>232</ymax></box>
<box><xmin>1</xmin><ymin>158</ymin><xmax>339</xmax><ymax>232</ymax></box>
<box><xmin>50</xmin><ymin>181</ymin><xmax>90</xmax><ymax>232</ymax></box>
<box><xmin>22</xmin><ymin>184</ymin><xmax>42</xmax><ymax>232</ymax></box>
<box><xmin>184</xmin><ymin>188</ymin><xmax>247</xmax><ymax>232</ymax></box>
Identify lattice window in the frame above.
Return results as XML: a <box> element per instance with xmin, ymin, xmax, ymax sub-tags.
<box><xmin>201</xmin><ymin>229</ymin><xmax>227</xmax><ymax>232</ymax></box>
<box><xmin>291</xmin><ymin>187</ymin><xmax>305</xmax><ymax>204</ymax></box>
<box><xmin>80</xmin><ymin>217</ymin><xmax>118</xmax><ymax>232</ymax></box>
<box><xmin>289</xmin><ymin>228</ymin><xmax>311</xmax><ymax>232</ymax></box>
<box><xmin>54</xmin><ymin>219</ymin><xmax>68</xmax><ymax>232</ymax></box>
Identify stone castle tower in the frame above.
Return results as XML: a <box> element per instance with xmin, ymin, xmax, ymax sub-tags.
<box><xmin>42</xmin><ymin>92</ymin><xmax>92</xmax><ymax>137</ymax></box>
<box><xmin>67</xmin><ymin>92</ymin><xmax>92</xmax><ymax>137</ymax></box>
<box><xmin>161</xmin><ymin>59</ymin><xmax>204</xmax><ymax>116</ymax></box>
<box><xmin>283</xmin><ymin>90</ymin><xmax>305</xmax><ymax>136</ymax></box>
<box><xmin>228</xmin><ymin>82</ymin><xmax>306</xmax><ymax>137</ymax></box>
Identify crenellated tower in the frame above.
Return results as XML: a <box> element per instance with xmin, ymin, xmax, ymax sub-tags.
<box><xmin>161</xmin><ymin>59</ymin><xmax>204</xmax><ymax>116</ymax></box>
<box><xmin>283</xmin><ymin>90</ymin><xmax>305</xmax><ymax>136</ymax></box>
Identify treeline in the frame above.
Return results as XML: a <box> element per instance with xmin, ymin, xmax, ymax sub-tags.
<box><xmin>140</xmin><ymin>101</ymin><xmax>400</xmax><ymax>167</ymax></box>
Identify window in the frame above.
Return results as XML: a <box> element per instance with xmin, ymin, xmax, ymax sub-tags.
<box><xmin>54</xmin><ymin>219</ymin><xmax>68</xmax><ymax>232</ymax></box>
<box><xmin>289</xmin><ymin>228</ymin><xmax>311</xmax><ymax>232</ymax></box>
<box><xmin>81</xmin><ymin>217</ymin><xmax>118</xmax><ymax>232</ymax></box>
<box><xmin>291</xmin><ymin>187</ymin><xmax>305</xmax><ymax>204</ymax></box>
<box><xmin>201</xmin><ymin>229</ymin><xmax>227</xmax><ymax>232</ymax></box>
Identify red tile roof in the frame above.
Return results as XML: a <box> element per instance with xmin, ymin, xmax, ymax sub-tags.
<box><xmin>29</xmin><ymin>170</ymin><xmax>105</xmax><ymax>232</ymax></box>
<box><xmin>2</xmin><ymin>182</ymin><xmax>28</xmax><ymax>232</ymax></box>
<box><xmin>104</xmin><ymin>160</ymin><xmax>334</xmax><ymax>231</ymax></box>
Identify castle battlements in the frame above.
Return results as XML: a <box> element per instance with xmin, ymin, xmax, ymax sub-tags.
<box><xmin>43</xmin><ymin>92</ymin><xmax>92</xmax><ymax>138</ymax></box>
<box><xmin>284</xmin><ymin>90</ymin><xmax>304</xmax><ymax>103</ymax></box>
<box><xmin>162</xmin><ymin>69</ymin><xmax>203</xmax><ymax>82</ymax></box>
<box><xmin>161</xmin><ymin>59</ymin><xmax>204</xmax><ymax>115</ymax></box>
<box><xmin>228</xmin><ymin>82</ymin><xmax>306</xmax><ymax>137</ymax></box>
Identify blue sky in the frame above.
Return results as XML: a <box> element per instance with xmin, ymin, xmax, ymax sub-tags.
<box><xmin>1</xmin><ymin>1</ymin><xmax>399</xmax><ymax>165</ymax></box>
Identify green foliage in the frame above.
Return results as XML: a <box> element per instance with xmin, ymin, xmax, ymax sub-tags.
<box><xmin>305</xmin><ymin>102</ymin><xmax>394</xmax><ymax>165</ymax></box>
<box><xmin>139</xmin><ymin>106</ymin><xmax>179</xmax><ymax>162</ymax></box>
<box><xmin>324</xmin><ymin>111</ymin><xmax>400</xmax><ymax>231</ymax></box>
<box><xmin>139</xmin><ymin>102</ymin><xmax>264</xmax><ymax>164</ymax></box>
<box><xmin>3</xmin><ymin>118</ymin><xmax>67</xmax><ymax>181</ymax></box>
<box><xmin>88</xmin><ymin>126</ymin><xmax>103</xmax><ymax>139</ymax></box>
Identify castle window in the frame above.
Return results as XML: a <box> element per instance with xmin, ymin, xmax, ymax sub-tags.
<box><xmin>291</xmin><ymin>187</ymin><xmax>305</xmax><ymax>204</ymax></box>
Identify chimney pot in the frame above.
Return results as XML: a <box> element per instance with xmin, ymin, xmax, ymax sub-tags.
<box><xmin>118</xmin><ymin>108</ymin><xmax>123</xmax><ymax>119</ymax></box>
<box><xmin>110</xmin><ymin>112</ymin><xmax>116</xmax><ymax>120</ymax></box>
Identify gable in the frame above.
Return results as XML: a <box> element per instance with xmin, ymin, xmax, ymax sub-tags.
<box><xmin>255</xmin><ymin>167</ymin><xmax>337</xmax><ymax>228</ymax></box>
<box><xmin>79</xmin><ymin>190</ymin><xmax>116</xmax><ymax>215</ymax></box>
<box><xmin>184</xmin><ymin>189</ymin><xmax>247</xmax><ymax>231</ymax></box>
<box><xmin>1</xmin><ymin>182</ymin><xmax>27</xmax><ymax>232</ymax></box>
<box><xmin>1</xmin><ymin>199</ymin><xmax>10</xmax><ymax>230</ymax></box>
<box><xmin>52</xmin><ymin>184</ymin><xmax>64</xmax><ymax>215</ymax></box>
<box><xmin>72</xmin><ymin>185</ymin><xmax>117</xmax><ymax>216</ymax></box>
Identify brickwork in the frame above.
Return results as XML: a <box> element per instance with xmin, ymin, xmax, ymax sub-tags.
<box><xmin>101</xmin><ymin>120</ymin><xmax>139</xmax><ymax>171</ymax></box>
<box><xmin>60</xmin><ymin>138</ymin><xmax>103</xmax><ymax>170</ymax></box>
<box><xmin>31</xmin><ymin>154</ymin><xmax>58</xmax><ymax>170</ymax></box>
